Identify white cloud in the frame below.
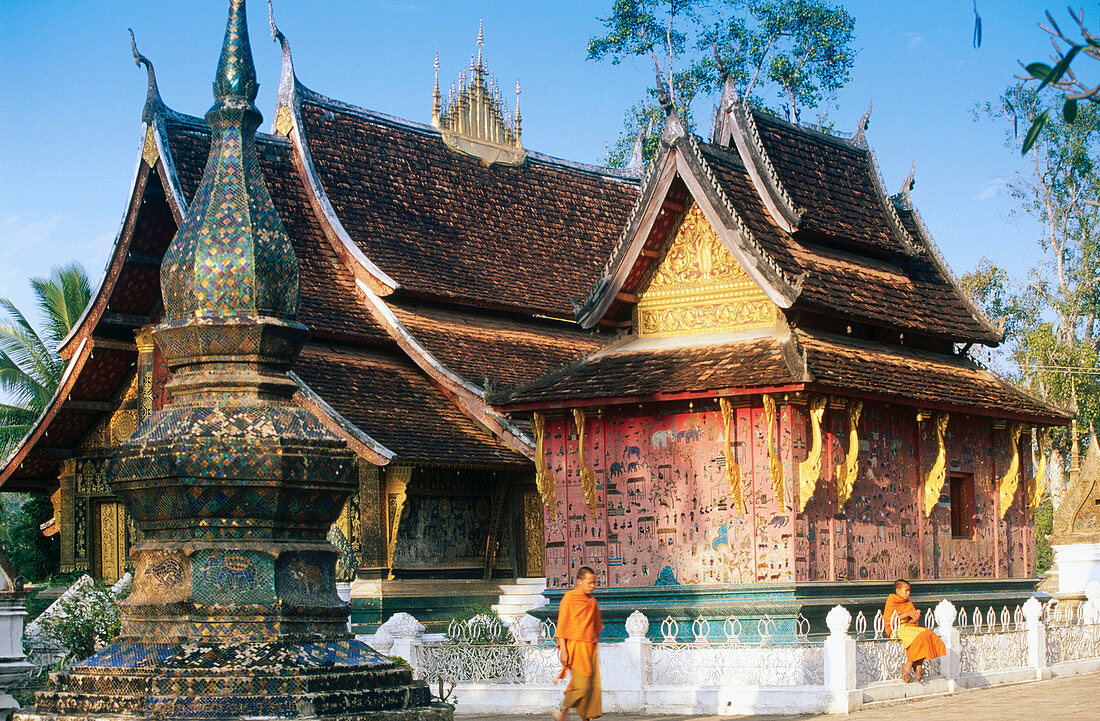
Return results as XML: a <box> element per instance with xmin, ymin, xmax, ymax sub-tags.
<box><xmin>976</xmin><ymin>178</ymin><xmax>1005</xmax><ymax>201</ymax></box>
<box><xmin>907</xmin><ymin>34</ymin><xmax>925</xmax><ymax>48</ymax></box>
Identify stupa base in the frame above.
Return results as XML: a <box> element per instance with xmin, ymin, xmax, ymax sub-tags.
<box><xmin>17</xmin><ymin>639</ymin><xmax>451</xmax><ymax>721</ymax></box>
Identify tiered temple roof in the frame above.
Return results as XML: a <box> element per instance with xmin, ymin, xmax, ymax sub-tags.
<box><xmin>0</xmin><ymin>20</ymin><xmax>1069</xmax><ymax>495</ymax></box>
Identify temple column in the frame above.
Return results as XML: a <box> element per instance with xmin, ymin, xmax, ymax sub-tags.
<box><xmin>384</xmin><ymin>466</ymin><xmax>413</xmax><ymax>579</ymax></box>
<box><xmin>57</xmin><ymin>459</ymin><xmax>77</xmax><ymax>573</ymax></box>
<box><xmin>356</xmin><ymin>462</ymin><xmax>387</xmax><ymax>577</ymax></box>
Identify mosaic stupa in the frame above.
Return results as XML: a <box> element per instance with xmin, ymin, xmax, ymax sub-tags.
<box><xmin>16</xmin><ymin>2</ymin><xmax>448</xmax><ymax>720</ymax></box>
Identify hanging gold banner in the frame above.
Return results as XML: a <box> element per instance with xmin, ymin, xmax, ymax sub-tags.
<box><xmin>719</xmin><ymin>398</ymin><xmax>744</xmax><ymax>513</ymax></box>
<box><xmin>1031</xmin><ymin>427</ymin><xmax>1050</xmax><ymax>511</ymax></box>
<box><xmin>573</xmin><ymin>408</ymin><xmax>599</xmax><ymax>515</ymax></box>
<box><xmin>797</xmin><ymin>395</ymin><xmax>827</xmax><ymax>512</ymax></box>
<box><xmin>922</xmin><ymin>412</ymin><xmax>949</xmax><ymax>517</ymax></box>
<box><xmin>998</xmin><ymin>421</ymin><xmax>1024</xmax><ymax>519</ymax></box>
<box><xmin>836</xmin><ymin>399</ymin><xmax>863</xmax><ymax>510</ymax></box>
<box><xmin>763</xmin><ymin>394</ymin><xmax>785</xmax><ymax>505</ymax></box>
<box><xmin>532</xmin><ymin>411</ymin><xmax>556</xmax><ymax>520</ymax></box>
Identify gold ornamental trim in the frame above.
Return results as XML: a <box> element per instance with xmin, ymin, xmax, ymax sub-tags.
<box><xmin>922</xmin><ymin>412</ymin><xmax>949</xmax><ymax>517</ymax></box>
<box><xmin>797</xmin><ymin>394</ymin><xmax>827</xmax><ymax>512</ymax></box>
<box><xmin>719</xmin><ymin>398</ymin><xmax>744</xmax><ymax>513</ymax></box>
<box><xmin>142</xmin><ymin>126</ymin><xmax>159</xmax><ymax>169</ymax></box>
<box><xmin>573</xmin><ymin>408</ymin><xmax>598</xmax><ymax>515</ymax></box>
<box><xmin>998</xmin><ymin>421</ymin><xmax>1024</xmax><ymax>518</ymax></box>
<box><xmin>532</xmin><ymin>411</ymin><xmax>556</xmax><ymax>520</ymax></box>
<box><xmin>835</xmin><ymin>399</ymin><xmax>863</xmax><ymax>510</ymax></box>
<box><xmin>274</xmin><ymin>106</ymin><xmax>294</xmax><ymax>137</ymax></box>
<box><xmin>635</xmin><ymin>204</ymin><xmax>779</xmax><ymax>338</ymax></box>
<box><xmin>384</xmin><ymin>466</ymin><xmax>413</xmax><ymax>578</ymax></box>
<box><xmin>762</xmin><ymin>394</ymin><xmax>785</xmax><ymax>505</ymax></box>
<box><xmin>1031</xmin><ymin>427</ymin><xmax>1050</xmax><ymax>511</ymax></box>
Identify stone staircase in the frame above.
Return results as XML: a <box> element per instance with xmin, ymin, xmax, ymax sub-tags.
<box><xmin>491</xmin><ymin>577</ymin><xmax>548</xmax><ymax>619</ymax></box>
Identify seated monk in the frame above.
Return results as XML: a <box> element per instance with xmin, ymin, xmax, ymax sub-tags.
<box><xmin>551</xmin><ymin>566</ymin><xmax>602</xmax><ymax>721</ymax></box>
<box><xmin>885</xmin><ymin>578</ymin><xmax>946</xmax><ymax>682</ymax></box>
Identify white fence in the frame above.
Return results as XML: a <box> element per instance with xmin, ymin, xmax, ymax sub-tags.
<box><xmin>365</xmin><ymin>584</ymin><xmax>1100</xmax><ymax>715</ymax></box>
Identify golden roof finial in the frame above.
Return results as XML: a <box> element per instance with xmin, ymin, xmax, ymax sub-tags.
<box><xmin>432</xmin><ymin>23</ymin><xmax>526</xmax><ymax>166</ymax></box>
<box><xmin>431</xmin><ymin>52</ymin><xmax>441</xmax><ymax>128</ymax></box>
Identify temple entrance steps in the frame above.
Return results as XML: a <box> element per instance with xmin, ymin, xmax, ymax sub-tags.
<box><xmin>491</xmin><ymin>577</ymin><xmax>548</xmax><ymax>619</ymax></box>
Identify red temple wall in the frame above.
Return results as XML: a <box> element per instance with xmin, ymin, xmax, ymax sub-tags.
<box><xmin>542</xmin><ymin>399</ymin><xmax>1035</xmax><ymax>590</ymax></box>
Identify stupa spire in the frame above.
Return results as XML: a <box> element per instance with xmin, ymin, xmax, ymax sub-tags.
<box><xmin>160</xmin><ymin>0</ymin><xmax>299</xmax><ymax>324</ymax></box>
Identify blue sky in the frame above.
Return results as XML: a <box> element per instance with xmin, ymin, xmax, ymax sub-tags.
<box><xmin>0</xmin><ymin>1</ymin><xmax>1064</xmax><ymax>340</ymax></box>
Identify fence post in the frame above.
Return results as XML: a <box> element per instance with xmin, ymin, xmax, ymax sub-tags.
<box><xmin>824</xmin><ymin>605</ymin><xmax>857</xmax><ymax>713</ymax></box>
<box><xmin>620</xmin><ymin>610</ymin><xmax>651</xmax><ymax>712</ymax></box>
<box><xmin>380</xmin><ymin>613</ymin><xmax>426</xmax><ymax>673</ymax></box>
<box><xmin>933</xmin><ymin>599</ymin><xmax>959</xmax><ymax>687</ymax></box>
<box><xmin>1022</xmin><ymin>596</ymin><xmax>1048</xmax><ymax>678</ymax></box>
<box><xmin>0</xmin><ymin>588</ymin><xmax>33</xmax><ymax>719</ymax></box>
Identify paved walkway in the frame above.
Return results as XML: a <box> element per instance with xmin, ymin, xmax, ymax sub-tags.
<box><xmin>458</xmin><ymin>671</ymin><xmax>1099</xmax><ymax>720</ymax></box>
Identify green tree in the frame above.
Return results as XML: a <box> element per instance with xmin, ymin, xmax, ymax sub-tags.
<box><xmin>0</xmin><ymin>263</ymin><xmax>90</xmax><ymax>582</ymax></box>
<box><xmin>1021</xmin><ymin>8</ymin><xmax>1100</xmax><ymax>153</ymax></box>
<box><xmin>0</xmin><ymin>263</ymin><xmax>91</xmax><ymax>457</ymax></box>
<box><xmin>967</xmin><ymin>85</ymin><xmax>1100</xmax><ymax>430</ymax></box>
<box><xmin>588</xmin><ymin>0</ymin><xmax>856</xmax><ymax>165</ymax></box>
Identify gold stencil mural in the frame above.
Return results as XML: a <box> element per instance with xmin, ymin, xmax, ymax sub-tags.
<box><xmin>635</xmin><ymin>203</ymin><xmax>778</xmax><ymax>338</ymax></box>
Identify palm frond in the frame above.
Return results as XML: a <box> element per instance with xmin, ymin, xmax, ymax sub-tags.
<box><xmin>31</xmin><ymin>263</ymin><xmax>91</xmax><ymax>347</ymax></box>
<box><xmin>0</xmin><ymin>320</ymin><xmax>62</xmax><ymax>392</ymax></box>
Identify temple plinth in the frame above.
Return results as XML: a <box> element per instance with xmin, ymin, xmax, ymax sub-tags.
<box><xmin>16</xmin><ymin>2</ymin><xmax>448</xmax><ymax>719</ymax></box>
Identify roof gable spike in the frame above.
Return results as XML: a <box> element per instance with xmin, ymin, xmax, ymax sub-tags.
<box><xmin>431</xmin><ymin>52</ymin><xmax>441</xmax><ymax>128</ymax></box>
<box><xmin>625</xmin><ymin>121</ymin><xmax>650</xmax><ymax>177</ymax></box>
<box><xmin>852</xmin><ymin>100</ymin><xmax>872</xmax><ymax>148</ymax></box>
<box><xmin>656</xmin><ymin>64</ymin><xmax>686</xmax><ymax>142</ymax></box>
<box><xmin>893</xmin><ymin>159</ymin><xmax>917</xmax><ymax>211</ymax></box>
<box><xmin>268</xmin><ymin>0</ymin><xmax>298</xmax><ymax>136</ymax></box>
<box><xmin>129</xmin><ymin>29</ymin><xmax>163</xmax><ymax>124</ymax></box>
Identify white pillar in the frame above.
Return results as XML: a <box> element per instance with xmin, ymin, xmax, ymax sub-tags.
<box><xmin>618</xmin><ymin>611</ymin><xmax>650</xmax><ymax>712</ymax></box>
<box><xmin>824</xmin><ymin>604</ymin><xmax>857</xmax><ymax>714</ymax></box>
<box><xmin>1022</xmin><ymin>596</ymin><xmax>1048</xmax><ymax>678</ymax></box>
<box><xmin>934</xmin><ymin>599</ymin><xmax>959</xmax><ymax>687</ymax></box>
<box><xmin>378</xmin><ymin>612</ymin><xmax>425</xmax><ymax>672</ymax></box>
<box><xmin>0</xmin><ymin>594</ymin><xmax>34</xmax><ymax>718</ymax></box>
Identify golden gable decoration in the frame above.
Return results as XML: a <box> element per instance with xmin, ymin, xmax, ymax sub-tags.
<box><xmin>635</xmin><ymin>202</ymin><xmax>778</xmax><ymax>337</ymax></box>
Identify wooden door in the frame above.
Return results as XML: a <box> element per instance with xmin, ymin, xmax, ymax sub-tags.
<box><xmin>521</xmin><ymin>489</ymin><xmax>545</xmax><ymax>577</ymax></box>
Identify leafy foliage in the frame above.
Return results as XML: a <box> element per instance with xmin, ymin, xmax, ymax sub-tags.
<box><xmin>0</xmin><ymin>493</ymin><xmax>59</xmax><ymax>583</ymax></box>
<box><xmin>968</xmin><ymin>84</ymin><xmax>1100</xmax><ymax>449</ymax></box>
<box><xmin>588</xmin><ymin>0</ymin><xmax>856</xmax><ymax>166</ymax></box>
<box><xmin>0</xmin><ymin>262</ymin><xmax>91</xmax><ymax>459</ymax></box>
<box><xmin>37</xmin><ymin>581</ymin><xmax>121</xmax><ymax>665</ymax></box>
<box><xmin>1020</xmin><ymin>8</ymin><xmax>1100</xmax><ymax>153</ymax></box>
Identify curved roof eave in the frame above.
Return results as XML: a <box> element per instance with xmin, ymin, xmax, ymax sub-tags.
<box><xmin>288</xmin><ymin>370</ymin><xmax>396</xmax><ymax>465</ymax></box>
<box><xmin>275</xmin><ymin>79</ymin><xmax>401</xmax><ymax>296</ymax></box>
<box><xmin>355</xmin><ymin>279</ymin><xmax>536</xmax><ymax>460</ymax></box>
<box><xmin>894</xmin><ymin>191</ymin><xmax>1005</xmax><ymax>346</ymax></box>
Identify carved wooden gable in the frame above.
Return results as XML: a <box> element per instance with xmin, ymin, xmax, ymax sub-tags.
<box><xmin>634</xmin><ymin>202</ymin><xmax>778</xmax><ymax>338</ymax></box>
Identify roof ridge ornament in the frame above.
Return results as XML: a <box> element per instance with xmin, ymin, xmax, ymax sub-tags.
<box><xmin>892</xmin><ymin>160</ymin><xmax>917</xmax><ymax>211</ymax></box>
<box><xmin>656</xmin><ymin>64</ymin><xmax>685</xmax><ymax>142</ymax></box>
<box><xmin>852</xmin><ymin>100</ymin><xmax>872</xmax><ymax>148</ymax></box>
<box><xmin>625</xmin><ymin>120</ymin><xmax>652</xmax><ymax>177</ymax></box>
<box><xmin>129</xmin><ymin>29</ymin><xmax>163</xmax><ymax>125</ymax></box>
<box><xmin>268</xmin><ymin>0</ymin><xmax>297</xmax><ymax>135</ymax></box>
<box><xmin>433</xmin><ymin>24</ymin><xmax>526</xmax><ymax>167</ymax></box>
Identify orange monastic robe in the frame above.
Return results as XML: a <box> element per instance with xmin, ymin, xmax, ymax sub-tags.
<box><xmin>884</xmin><ymin>593</ymin><xmax>946</xmax><ymax>664</ymax></box>
<box><xmin>555</xmin><ymin>588</ymin><xmax>603</xmax><ymax>719</ymax></box>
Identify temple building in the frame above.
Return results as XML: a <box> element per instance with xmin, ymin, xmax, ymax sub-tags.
<box><xmin>0</xmin><ymin>11</ymin><xmax>1070</xmax><ymax>632</ymax></box>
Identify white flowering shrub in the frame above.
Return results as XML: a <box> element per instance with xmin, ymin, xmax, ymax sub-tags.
<box><xmin>37</xmin><ymin>582</ymin><xmax>121</xmax><ymax>665</ymax></box>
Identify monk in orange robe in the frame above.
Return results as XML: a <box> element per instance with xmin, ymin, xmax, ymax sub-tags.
<box><xmin>551</xmin><ymin>566</ymin><xmax>602</xmax><ymax>721</ymax></box>
<box><xmin>885</xmin><ymin>579</ymin><xmax>945</xmax><ymax>682</ymax></box>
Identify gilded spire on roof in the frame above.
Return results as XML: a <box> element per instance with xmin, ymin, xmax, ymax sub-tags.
<box><xmin>160</xmin><ymin>0</ymin><xmax>299</xmax><ymax>322</ymax></box>
<box><xmin>432</xmin><ymin>24</ymin><xmax>526</xmax><ymax>166</ymax></box>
